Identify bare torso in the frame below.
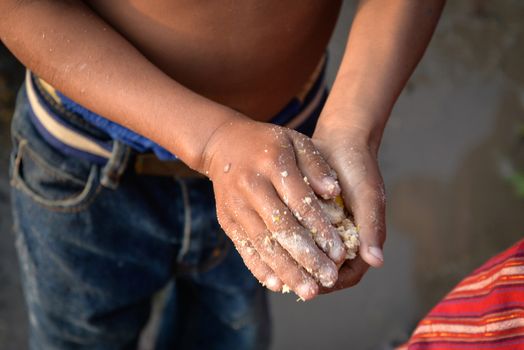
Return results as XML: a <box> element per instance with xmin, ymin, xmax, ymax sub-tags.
<box><xmin>86</xmin><ymin>0</ymin><xmax>342</xmax><ymax>120</ymax></box>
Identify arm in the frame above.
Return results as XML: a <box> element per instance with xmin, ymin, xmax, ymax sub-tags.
<box><xmin>1</xmin><ymin>0</ymin><xmax>346</xmax><ymax>300</ymax></box>
<box><xmin>313</xmin><ymin>0</ymin><xmax>445</xmax><ymax>291</ymax></box>
<box><xmin>0</xmin><ymin>0</ymin><xmax>236</xmax><ymax>169</ymax></box>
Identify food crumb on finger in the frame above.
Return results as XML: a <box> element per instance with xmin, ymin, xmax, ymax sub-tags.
<box><xmin>318</xmin><ymin>195</ymin><xmax>360</xmax><ymax>261</ymax></box>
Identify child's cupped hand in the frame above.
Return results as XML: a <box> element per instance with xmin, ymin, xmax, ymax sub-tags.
<box><xmin>200</xmin><ymin>119</ymin><xmax>346</xmax><ymax>300</ymax></box>
<box><xmin>313</xmin><ymin>125</ymin><xmax>386</xmax><ymax>294</ymax></box>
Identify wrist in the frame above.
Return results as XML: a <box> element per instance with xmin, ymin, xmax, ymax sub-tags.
<box><xmin>314</xmin><ymin>73</ymin><xmax>393</xmax><ymax>152</ymax></box>
<box><xmin>314</xmin><ymin>107</ymin><xmax>387</xmax><ymax>155</ymax></box>
<box><xmin>191</xmin><ymin>112</ymin><xmax>254</xmax><ymax>175</ymax></box>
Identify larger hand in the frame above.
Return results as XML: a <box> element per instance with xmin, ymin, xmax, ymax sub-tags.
<box><xmin>201</xmin><ymin>119</ymin><xmax>346</xmax><ymax>300</ymax></box>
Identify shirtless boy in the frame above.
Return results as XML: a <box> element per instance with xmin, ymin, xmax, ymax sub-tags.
<box><xmin>0</xmin><ymin>1</ymin><xmax>444</xmax><ymax>349</ymax></box>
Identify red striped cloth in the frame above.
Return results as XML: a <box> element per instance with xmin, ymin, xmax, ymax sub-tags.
<box><xmin>398</xmin><ymin>239</ymin><xmax>524</xmax><ymax>350</ymax></box>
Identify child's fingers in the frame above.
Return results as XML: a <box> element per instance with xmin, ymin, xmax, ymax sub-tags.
<box><xmin>338</xmin><ymin>153</ymin><xmax>386</xmax><ymax>268</ymax></box>
<box><xmin>349</xmin><ymin>183</ymin><xmax>385</xmax><ymax>267</ymax></box>
<box><xmin>244</xmin><ymin>180</ymin><xmax>338</xmax><ymax>288</ymax></box>
<box><xmin>319</xmin><ymin>257</ymin><xmax>369</xmax><ymax>294</ymax></box>
<box><xmin>227</xmin><ymin>224</ymin><xmax>284</xmax><ymax>292</ymax></box>
<box><xmin>288</xmin><ymin>131</ymin><xmax>341</xmax><ymax>199</ymax></box>
<box><xmin>234</xmin><ymin>208</ymin><xmax>319</xmax><ymax>301</ymax></box>
<box><xmin>271</xmin><ymin>163</ymin><xmax>346</xmax><ymax>264</ymax></box>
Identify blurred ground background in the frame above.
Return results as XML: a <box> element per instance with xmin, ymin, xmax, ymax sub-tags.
<box><xmin>1</xmin><ymin>1</ymin><xmax>524</xmax><ymax>349</ymax></box>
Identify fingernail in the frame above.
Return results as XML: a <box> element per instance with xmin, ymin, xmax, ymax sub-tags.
<box><xmin>297</xmin><ymin>282</ymin><xmax>316</xmax><ymax>299</ymax></box>
<box><xmin>319</xmin><ymin>265</ymin><xmax>337</xmax><ymax>288</ymax></box>
<box><xmin>330</xmin><ymin>244</ymin><xmax>346</xmax><ymax>263</ymax></box>
<box><xmin>322</xmin><ymin>177</ymin><xmax>341</xmax><ymax>195</ymax></box>
<box><xmin>368</xmin><ymin>246</ymin><xmax>384</xmax><ymax>265</ymax></box>
<box><xmin>265</xmin><ymin>275</ymin><xmax>281</xmax><ymax>290</ymax></box>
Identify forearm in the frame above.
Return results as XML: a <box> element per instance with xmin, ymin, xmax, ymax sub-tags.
<box><xmin>0</xmin><ymin>0</ymin><xmax>244</xmax><ymax>170</ymax></box>
<box><xmin>317</xmin><ymin>0</ymin><xmax>445</xmax><ymax>149</ymax></box>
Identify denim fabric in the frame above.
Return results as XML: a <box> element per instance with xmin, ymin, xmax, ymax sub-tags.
<box><xmin>8</xmin><ymin>86</ymin><xmax>272</xmax><ymax>350</ymax></box>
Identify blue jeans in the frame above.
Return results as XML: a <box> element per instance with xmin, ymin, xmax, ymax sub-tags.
<box><xmin>9</xmin><ymin>86</ymin><xmax>273</xmax><ymax>350</ymax></box>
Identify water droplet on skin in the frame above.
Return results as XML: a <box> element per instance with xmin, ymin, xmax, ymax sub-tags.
<box><xmin>280</xmin><ymin>171</ymin><xmax>288</xmax><ymax>177</ymax></box>
<box><xmin>223</xmin><ymin>163</ymin><xmax>231</xmax><ymax>173</ymax></box>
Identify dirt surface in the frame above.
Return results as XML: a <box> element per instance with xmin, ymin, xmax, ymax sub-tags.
<box><xmin>1</xmin><ymin>1</ymin><xmax>524</xmax><ymax>349</ymax></box>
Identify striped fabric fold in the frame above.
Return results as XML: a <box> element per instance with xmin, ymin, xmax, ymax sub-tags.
<box><xmin>399</xmin><ymin>239</ymin><xmax>524</xmax><ymax>350</ymax></box>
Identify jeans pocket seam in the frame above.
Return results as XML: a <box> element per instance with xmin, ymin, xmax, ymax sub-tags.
<box><xmin>10</xmin><ymin>139</ymin><xmax>103</xmax><ymax>212</ymax></box>
<box><xmin>21</xmin><ymin>143</ymin><xmax>86</xmax><ymax>186</ymax></box>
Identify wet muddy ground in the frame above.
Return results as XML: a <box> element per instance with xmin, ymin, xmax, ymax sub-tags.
<box><xmin>1</xmin><ymin>1</ymin><xmax>523</xmax><ymax>349</ymax></box>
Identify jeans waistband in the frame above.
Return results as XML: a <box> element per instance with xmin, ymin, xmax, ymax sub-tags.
<box><xmin>26</xmin><ymin>56</ymin><xmax>327</xmax><ymax>166</ymax></box>
<box><xmin>24</xmin><ymin>70</ymin><xmax>113</xmax><ymax>165</ymax></box>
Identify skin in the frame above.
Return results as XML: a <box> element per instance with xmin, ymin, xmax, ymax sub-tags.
<box><xmin>0</xmin><ymin>0</ymin><xmax>445</xmax><ymax>300</ymax></box>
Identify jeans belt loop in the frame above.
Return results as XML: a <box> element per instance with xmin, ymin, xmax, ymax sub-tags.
<box><xmin>100</xmin><ymin>141</ymin><xmax>131</xmax><ymax>189</ymax></box>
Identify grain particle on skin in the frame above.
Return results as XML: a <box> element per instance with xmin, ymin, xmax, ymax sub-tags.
<box><xmin>281</xmin><ymin>170</ymin><xmax>289</xmax><ymax>177</ymax></box>
<box><xmin>326</xmin><ymin>182</ymin><xmax>336</xmax><ymax>192</ymax></box>
<box><xmin>271</xmin><ymin>209</ymin><xmax>281</xmax><ymax>223</ymax></box>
